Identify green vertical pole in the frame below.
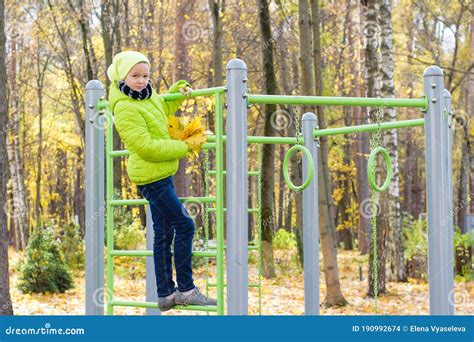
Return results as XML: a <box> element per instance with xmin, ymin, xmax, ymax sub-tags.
<box><xmin>204</xmin><ymin>149</ymin><xmax>210</xmax><ymax>316</ymax></box>
<box><xmin>257</xmin><ymin>144</ymin><xmax>263</xmax><ymax>315</ymax></box>
<box><xmin>215</xmin><ymin>92</ymin><xmax>225</xmax><ymax>315</ymax></box>
<box><xmin>105</xmin><ymin>103</ymin><xmax>114</xmax><ymax>315</ymax></box>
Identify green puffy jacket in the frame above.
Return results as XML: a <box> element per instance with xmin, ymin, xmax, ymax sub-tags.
<box><xmin>109</xmin><ymin>80</ymin><xmax>190</xmax><ymax>186</ymax></box>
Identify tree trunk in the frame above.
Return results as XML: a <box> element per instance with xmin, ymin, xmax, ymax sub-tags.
<box><xmin>208</xmin><ymin>0</ymin><xmax>224</xmax><ymax>133</ymax></box>
<box><xmin>0</xmin><ymin>0</ymin><xmax>13</xmax><ymax>315</ymax></box>
<box><xmin>458</xmin><ymin>15</ymin><xmax>473</xmax><ymax>233</ymax></box>
<box><xmin>6</xmin><ymin>26</ymin><xmax>28</xmax><ymax>249</ymax></box>
<box><xmin>173</xmin><ymin>0</ymin><xmax>194</xmax><ymax>197</ymax></box>
<box><xmin>309</xmin><ymin>0</ymin><xmax>347</xmax><ymax>306</ymax></box>
<box><xmin>47</xmin><ymin>0</ymin><xmax>86</xmax><ymax>232</ymax></box>
<box><xmin>468</xmin><ymin>15</ymin><xmax>474</xmax><ymax>219</ymax></box>
<box><xmin>274</xmin><ymin>9</ymin><xmax>301</xmax><ymax>238</ymax></box>
<box><xmin>100</xmin><ymin>0</ymin><xmax>124</xmax><ymax>207</ymax></box>
<box><xmin>355</xmin><ymin>0</ymin><xmax>371</xmax><ymax>255</ymax></box>
<box><xmin>257</xmin><ymin>0</ymin><xmax>277</xmax><ymax>278</ymax></box>
<box><xmin>34</xmin><ymin>41</ymin><xmax>46</xmax><ymax>228</ymax></box>
<box><xmin>378</xmin><ymin>0</ymin><xmax>406</xmax><ymax>282</ymax></box>
<box><xmin>363</xmin><ymin>0</ymin><xmax>387</xmax><ymax>297</ymax></box>
<box><xmin>277</xmin><ymin>144</ymin><xmax>285</xmax><ymax>230</ymax></box>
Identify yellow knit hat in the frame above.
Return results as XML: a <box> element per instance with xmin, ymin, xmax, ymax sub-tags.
<box><xmin>106</xmin><ymin>51</ymin><xmax>150</xmax><ymax>83</ymax></box>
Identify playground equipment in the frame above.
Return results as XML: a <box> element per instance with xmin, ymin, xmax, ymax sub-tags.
<box><xmin>85</xmin><ymin>59</ymin><xmax>454</xmax><ymax>316</ymax></box>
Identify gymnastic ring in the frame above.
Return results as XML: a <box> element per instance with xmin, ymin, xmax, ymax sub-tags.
<box><xmin>283</xmin><ymin>145</ymin><xmax>314</xmax><ymax>192</ymax></box>
<box><xmin>367</xmin><ymin>146</ymin><xmax>393</xmax><ymax>192</ymax></box>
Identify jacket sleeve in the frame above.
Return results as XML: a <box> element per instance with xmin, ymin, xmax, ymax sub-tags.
<box><xmin>161</xmin><ymin>80</ymin><xmax>192</xmax><ymax>116</ymax></box>
<box><xmin>113</xmin><ymin>102</ymin><xmax>189</xmax><ymax>162</ymax></box>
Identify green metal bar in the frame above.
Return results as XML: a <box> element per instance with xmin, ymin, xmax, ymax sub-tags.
<box><xmin>214</xmin><ymin>91</ymin><xmax>225</xmax><ymax>315</ymax></box>
<box><xmin>207</xmin><ymin>245</ymin><xmax>258</xmax><ymax>251</ymax></box>
<box><xmin>109</xmin><ymin>150</ymin><xmax>129</xmax><ymax>157</ymax></box>
<box><xmin>161</xmin><ymin>86</ymin><xmax>225</xmax><ymax>101</ymax></box>
<box><xmin>180</xmin><ymin>196</ymin><xmax>217</xmax><ymax>203</ymax></box>
<box><xmin>110</xmin><ymin>199</ymin><xmax>148</xmax><ymax>206</ymax></box>
<box><xmin>207</xmin><ymin>135</ymin><xmax>298</xmax><ymax>145</ymax></box>
<box><xmin>207</xmin><ymin>283</ymin><xmax>260</xmax><ymax>288</ymax></box>
<box><xmin>104</xmin><ymin>101</ymin><xmax>114</xmax><ymax>316</ymax></box>
<box><xmin>109</xmin><ymin>250</ymin><xmax>217</xmax><ymax>257</ymax></box>
<box><xmin>111</xmin><ymin>300</ymin><xmax>218</xmax><ymax>312</ymax></box>
<box><xmin>248</xmin><ymin>136</ymin><xmax>298</xmax><ymax>144</ymax></box>
<box><xmin>206</xmin><ymin>207</ymin><xmax>259</xmax><ymax>213</ymax></box>
<box><xmin>207</xmin><ymin>119</ymin><xmax>426</xmax><ymax>146</ymax></box>
<box><xmin>108</xmin><ymin>142</ymin><xmax>215</xmax><ymax>159</ymax></box>
<box><xmin>248</xmin><ymin>94</ymin><xmax>428</xmax><ymax>110</ymax></box>
<box><xmin>109</xmin><ymin>196</ymin><xmax>217</xmax><ymax>206</ymax></box>
<box><xmin>314</xmin><ymin>118</ymin><xmax>425</xmax><ymax>137</ymax></box>
<box><xmin>208</xmin><ymin>170</ymin><xmax>259</xmax><ymax>176</ymax></box>
<box><xmin>202</xmin><ymin>143</ymin><xmax>216</xmax><ymax>150</ymax></box>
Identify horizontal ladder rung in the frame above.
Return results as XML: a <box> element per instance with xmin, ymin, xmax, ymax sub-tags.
<box><xmin>207</xmin><ymin>245</ymin><xmax>258</xmax><ymax>251</ymax></box>
<box><xmin>109</xmin><ymin>196</ymin><xmax>217</xmax><ymax>206</ymax></box>
<box><xmin>207</xmin><ymin>170</ymin><xmax>259</xmax><ymax>176</ymax></box>
<box><xmin>110</xmin><ymin>300</ymin><xmax>217</xmax><ymax>312</ymax></box>
<box><xmin>109</xmin><ymin>143</ymin><xmax>216</xmax><ymax>158</ymax></box>
<box><xmin>207</xmin><ymin>283</ymin><xmax>260</xmax><ymax>288</ymax></box>
<box><xmin>206</xmin><ymin>207</ymin><xmax>259</xmax><ymax>213</ymax></box>
<box><xmin>109</xmin><ymin>250</ymin><xmax>217</xmax><ymax>258</ymax></box>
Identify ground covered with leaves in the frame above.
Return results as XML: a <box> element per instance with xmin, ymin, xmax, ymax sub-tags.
<box><xmin>7</xmin><ymin>247</ymin><xmax>472</xmax><ymax>315</ymax></box>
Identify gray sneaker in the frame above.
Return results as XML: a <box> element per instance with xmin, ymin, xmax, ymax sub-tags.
<box><xmin>158</xmin><ymin>294</ymin><xmax>176</xmax><ymax>311</ymax></box>
<box><xmin>175</xmin><ymin>287</ymin><xmax>217</xmax><ymax>306</ymax></box>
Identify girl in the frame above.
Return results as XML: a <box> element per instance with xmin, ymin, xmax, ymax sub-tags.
<box><xmin>107</xmin><ymin>51</ymin><xmax>216</xmax><ymax>311</ymax></box>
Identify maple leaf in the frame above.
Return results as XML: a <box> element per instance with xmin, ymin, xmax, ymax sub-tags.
<box><xmin>168</xmin><ymin>116</ymin><xmax>185</xmax><ymax>140</ymax></box>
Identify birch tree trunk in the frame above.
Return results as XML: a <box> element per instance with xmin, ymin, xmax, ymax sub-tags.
<box><xmin>355</xmin><ymin>0</ymin><xmax>371</xmax><ymax>255</ymax></box>
<box><xmin>6</xmin><ymin>26</ymin><xmax>28</xmax><ymax>249</ymax></box>
<box><xmin>363</xmin><ymin>0</ymin><xmax>387</xmax><ymax>296</ymax></box>
<box><xmin>378</xmin><ymin>0</ymin><xmax>406</xmax><ymax>282</ymax></box>
<box><xmin>0</xmin><ymin>0</ymin><xmax>13</xmax><ymax>315</ymax></box>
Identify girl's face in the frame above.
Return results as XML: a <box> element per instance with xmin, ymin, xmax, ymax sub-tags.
<box><xmin>124</xmin><ymin>62</ymin><xmax>150</xmax><ymax>91</ymax></box>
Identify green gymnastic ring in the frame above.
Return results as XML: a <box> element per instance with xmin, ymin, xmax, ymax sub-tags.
<box><xmin>367</xmin><ymin>146</ymin><xmax>392</xmax><ymax>192</ymax></box>
<box><xmin>283</xmin><ymin>145</ymin><xmax>314</xmax><ymax>192</ymax></box>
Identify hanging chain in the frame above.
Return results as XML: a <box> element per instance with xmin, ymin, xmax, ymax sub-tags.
<box><xmin>294</xmin><ymin>108</ymin><xmax>303</xmax><ymax>145</ymax></box>
<box><xmin>370</xmin><ymin>106</ymin><xmax>384</xmax><ymax>150</ymax></box>
<box><xmin>369</xmin><ymin>105</ymin><xmax>384</xmax><ymax>315</ymax></box>
<box><xmin>257</xmin><ymin>143</ymin><xmax>263</xmax><ymax>315</ymax></box>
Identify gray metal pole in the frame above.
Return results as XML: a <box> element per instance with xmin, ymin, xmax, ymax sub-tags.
<box><xmin>423</xmin><ymin>66</ymin><xmax>453</xmax><ymax>315</ymax></box>
<box><xmin>85</xmin><ymin>80</ymin><xmax>105</xmax><ymax>315</ymax></box>
<box><xmin>302</xmin><ymin>112</ymin><xmax>319</xmax><ymax>315</ymax></box>
<box><xmin>443</xmin><ymin>89</ymin><xmax>455</xmax><ymax>314</ymax></box>
<box><xmin>225</xmin><ymin>59</ymin><xmax>248</xmax><ymax>315</ymax></box>
<box><xmin>146</xmin><ymin>206</ymin><xmax>160</xmax><ymax>315</ymax></box>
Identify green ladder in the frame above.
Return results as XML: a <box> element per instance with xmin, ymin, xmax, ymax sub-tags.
<box><xmin>102</xmin><ymin>92</ymin><xmax>225</xmax><ymax>315</ymax></box>
<box><xmin>100</xmin><ymin>91</ymin><xmax>263</xmax><ymax>315</ymax></box>
<box><xmin>203</xmin><ymin>143</ymin><xmax>263</xmax><ymax>315</ymax></box>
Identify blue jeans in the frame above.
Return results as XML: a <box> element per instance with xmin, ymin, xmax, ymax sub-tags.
<box><xmin>137</xmin><ymin>176</ymin><xmax>195</xmax><ymax>298</ymax></box>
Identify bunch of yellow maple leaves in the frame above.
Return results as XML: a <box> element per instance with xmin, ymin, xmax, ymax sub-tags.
<box><xmin>167</xmin><ymin>115</ymin><xmax>209</xmax><ymax>158</ymax></box>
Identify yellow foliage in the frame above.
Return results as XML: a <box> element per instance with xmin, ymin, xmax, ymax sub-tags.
<box><xmin>167</xmin><ymin>115</ymin><xmax>207</xmax><ymax>159</ymax></box>
<box><xmin>167</xmin><ymin>116</ymin><xmax>184</xmax><ymax>140</ymax></box>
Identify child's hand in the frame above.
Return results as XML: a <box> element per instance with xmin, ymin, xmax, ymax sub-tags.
<box><xmin>185</xmin><ymin>140</ymin><xmax>203</xmax><ymax>152</ymax></box>
<box><xmin>179</xmin><ymin>85</ymin><xmax>193</xmax><ymax>97</ymax></box>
